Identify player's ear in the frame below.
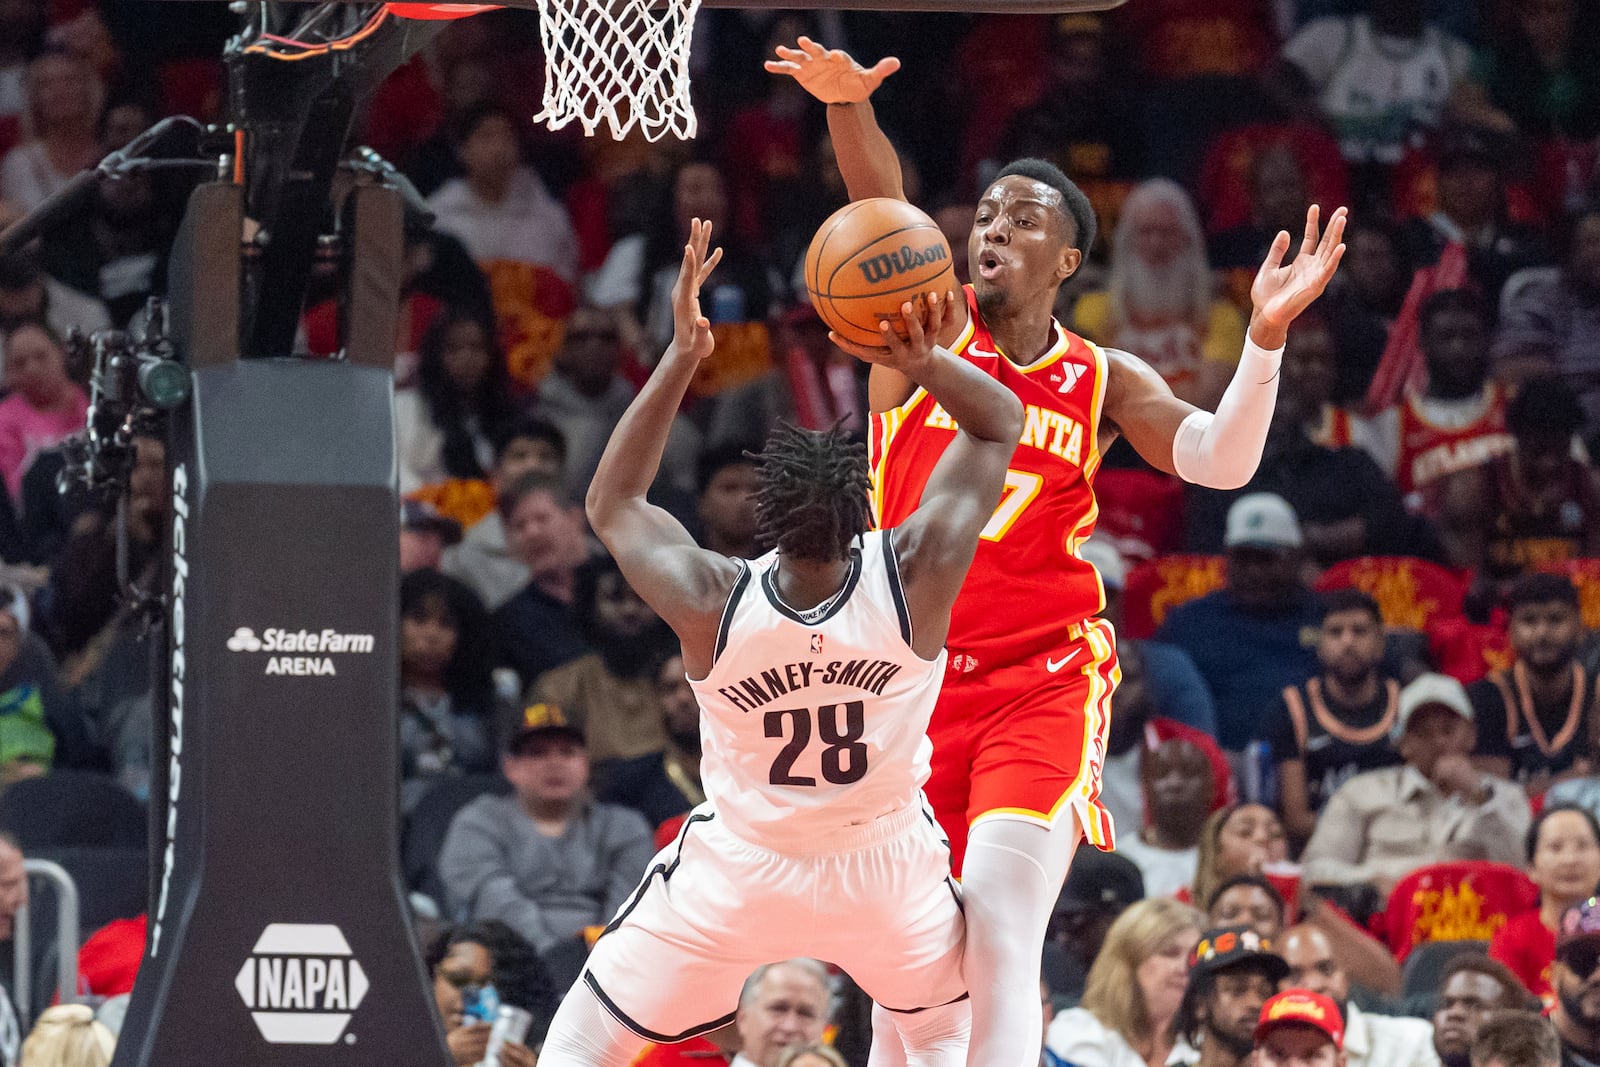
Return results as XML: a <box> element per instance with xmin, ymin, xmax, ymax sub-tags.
<box><xmin>1057</xmin><ymin>246</ymin><xmax>1082</xmax><ymax>283</ymax></box>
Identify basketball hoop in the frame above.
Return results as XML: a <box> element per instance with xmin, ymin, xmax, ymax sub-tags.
<box><xmin>391</xmin><ymin>0</ymin><xmax>697</xmax><ymax>140</ymax></box>
<box><xmin>390</xmin><ymin>0</ymin><xmax>698</xmax><ymax>140</ymax></box>
<box><xmin>530</xmin><ymin>0</ymin><xmax>700</xmax><ymax>140</ymax></box>
<box><xmin>390</xmin><ymin>0</ymin><xmax>1129</xmax><ymax>142</ymax></box>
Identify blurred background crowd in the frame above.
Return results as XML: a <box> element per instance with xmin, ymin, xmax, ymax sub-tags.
<box><xmin>1</xmin><ymin>0</ymin><xmax>1599</xmax><ymax>1063</ymax></box>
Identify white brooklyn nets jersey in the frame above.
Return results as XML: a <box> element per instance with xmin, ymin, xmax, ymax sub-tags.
<box><xmin>692</xmin><ymin>528</ymin><xmax>947</xmax><ymax>850</ymax></box>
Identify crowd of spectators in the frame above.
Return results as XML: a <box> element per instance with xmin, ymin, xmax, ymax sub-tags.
<box><xmin>0</xmin><ymin>0</ymin><xmax>1598</xmax><ymax>1063</ymax></box>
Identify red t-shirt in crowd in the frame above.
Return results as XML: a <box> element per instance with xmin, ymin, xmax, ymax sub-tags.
<box><xmin>1490</xmin><ymin>910</ymin><xmax>1555</xmax><ymax>1008</ymax></box>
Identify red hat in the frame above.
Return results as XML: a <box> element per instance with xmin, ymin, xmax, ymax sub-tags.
<box><xmin>1255</xmin><ymin>991</ymin><xmax>1344</xmax><ymax>1050</ymax></box>
<box><xmin>78</xmin><ymin>915</ymin><xmax>148</xmax><ymax>997</ymax></box>
<box><xmin>1146</xmin><ymin>718</ymin><xmax>1235</xmax><ymax>814</ymax></box>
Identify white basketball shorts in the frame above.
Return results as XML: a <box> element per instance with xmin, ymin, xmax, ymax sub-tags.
<box><xmin>580</xmin><ymin>801</ymin><xmax>968</xmax><ymax>1042</ymax></box>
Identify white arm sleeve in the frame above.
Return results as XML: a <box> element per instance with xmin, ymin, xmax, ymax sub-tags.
<box><xmin>1171</xmin><ymin>336</ymin><xmax>1284</xmax><ymax>490</ymax></box>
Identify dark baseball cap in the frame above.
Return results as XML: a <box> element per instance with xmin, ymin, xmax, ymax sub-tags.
<box><xmin>508</xmin><ymin>703</ymin><xmax>585</xmax><ymax>752</ymax></box>
<box><xmin>401</xmin><ymin>499</ymin><xmax>463</xmax><ymax>546</ymax></box>
<box><xmin>1191</xmin><ymin>926</ymin><xmax>1290</xmax><ymax>983</ymax></box>
<box><xmin>1056</xmin><ymin>848</ymin><xmax>1144</xmax><ymax>915</ymax></box>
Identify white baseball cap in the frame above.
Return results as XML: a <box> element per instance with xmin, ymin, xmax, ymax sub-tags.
<box><xmin>1078</xmin><ymin>538</ymin><xmax>1127</xmax><ymax>591</ymax></box>
<box><xmin>1395</xmin><ymin>672</ymin><xmax>1474</xmax><ymax>738</ymax></box>
<box><xmin>1224</xmin><ymin>493</ymin><xmax>1303</xmax><ymax>551</ymax></box>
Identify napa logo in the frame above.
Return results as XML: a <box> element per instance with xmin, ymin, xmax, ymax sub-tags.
<box><xmin>235</xmin><ymin>924</ymin><xmax>370</xmax><ymax>1044</ymax></box>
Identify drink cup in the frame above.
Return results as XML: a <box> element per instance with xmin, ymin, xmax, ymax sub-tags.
<box><xmin>482</xmin><ymin>1004</ymin><xmax>533</xmax><ymax>1067</ymax></box>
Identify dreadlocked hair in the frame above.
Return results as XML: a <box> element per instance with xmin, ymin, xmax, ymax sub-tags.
<box><xmin>750</xmin><ymin>422</ymin><xmax>873</xmax><ymax>563</ymax></box>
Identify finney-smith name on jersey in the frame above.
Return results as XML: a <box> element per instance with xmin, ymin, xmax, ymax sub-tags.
<box><xmin>716</xmin><ymin>658</ymin><xmax>905</xmax><ymax>714</ymax></box>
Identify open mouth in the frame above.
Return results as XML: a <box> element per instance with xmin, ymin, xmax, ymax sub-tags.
<box><xmin>977</xmin><ymin>249</ymin><xmax>1003</xmax><ymax>279</ymax></box>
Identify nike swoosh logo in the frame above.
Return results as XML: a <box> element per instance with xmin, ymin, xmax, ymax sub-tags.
<box><xmin>1046</xmin><ymin>650</ymin><xmax>1081</xmax><ymax>673</ymax></box>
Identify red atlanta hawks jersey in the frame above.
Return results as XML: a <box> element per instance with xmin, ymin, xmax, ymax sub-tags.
<box><xmin>1396</xmin><ymin>384</ymin><xmax>1513</xmax><ymax>497</ymax></box>
<box><xmin>868</xmin><ymin>287</ymin><xmax>1109</xmax><ymax>668</ymax></box>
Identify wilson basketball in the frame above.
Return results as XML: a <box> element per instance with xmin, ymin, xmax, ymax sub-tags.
<box><xmin>805</xmin><ymin>198</ymin><xmax>958</xmax><ymax>347</ymax></box>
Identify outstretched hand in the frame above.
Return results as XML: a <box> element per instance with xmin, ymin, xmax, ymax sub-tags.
<box><xmin>828</xmin><ymin>290</ymin><xmax>959</xmax><ymax>376</ymax></box>
<box><xmin>670</xmin><ymin>217</ymin><xmax>723</xmax><ymax>363</ymax></box>
<box><xmin>1251</xmin><ymin>204</ymin><xmax>1348</xmax><ymax>342</ymax></box>
<box><xmin>764</xmin><ymin>36</ymin><xmax>900</xmax><ymax>104</ymax></box>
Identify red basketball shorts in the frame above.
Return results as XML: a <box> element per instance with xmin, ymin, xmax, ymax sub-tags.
<box><xmin>924</xmin><ymin>617</ymin><xmax>1119</xmax><ymax>875</ymax></box>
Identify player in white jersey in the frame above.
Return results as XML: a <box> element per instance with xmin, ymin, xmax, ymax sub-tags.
<box><xmin>537</xmin><ymin>220</ymin><xmax>1024</xmax><ymax>1067</ymax></box>
<box><xmin>695</xmin><ymin>529</ymin><xmax>945</xmax><ymax>849</ymax></box>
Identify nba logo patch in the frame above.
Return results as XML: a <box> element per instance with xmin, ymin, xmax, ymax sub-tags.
<box><xmin>810</xmin><ymin>634</ymin><xmax>823</xmax><ymax>653</ymax></box>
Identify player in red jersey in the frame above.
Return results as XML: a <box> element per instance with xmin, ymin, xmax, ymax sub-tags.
<box><xmin>767</xmin><ymin>38</ymin><xmax>1347</xmax><ymax>1067</ymax></box>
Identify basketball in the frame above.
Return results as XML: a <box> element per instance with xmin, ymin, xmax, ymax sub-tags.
<box><xmin>805</xmin><ymin>198</ymin><xmax>958</xmax><ymax>347</ymax></box>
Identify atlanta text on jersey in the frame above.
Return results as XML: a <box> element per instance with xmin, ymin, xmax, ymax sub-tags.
<box><xmin>924</xmin><ymin>402</ymin><xmax>1087</xmax><ymax>467</ymax></box>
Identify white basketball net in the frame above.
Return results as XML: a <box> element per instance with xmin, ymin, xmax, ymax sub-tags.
<box><xmin>531</xmin><ymin>0</ymin><xmax>702</xmax><ymax>141</ymax></box>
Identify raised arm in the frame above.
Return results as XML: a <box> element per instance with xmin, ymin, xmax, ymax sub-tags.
<box><xmin>830</xmin><ymin>294</ymin><xmax>1024</xmax><ymax>659</ymax></box>
<box><xmin>1104</xmin><ymin>205</ymin><xmax>1348</xmax><ymax>490</ymax></box>
<box><xmin>585</xmin><ymin>219</ymin><xmax>742</xmax><ymax>675</ymax></box>
<box><xmin>765</xmin><ymin>37</ymin><xmax>905</xmax><ymax>202</ymax></box>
